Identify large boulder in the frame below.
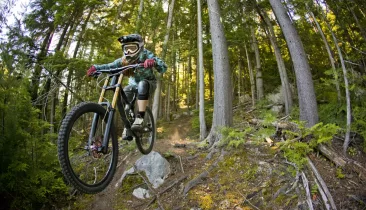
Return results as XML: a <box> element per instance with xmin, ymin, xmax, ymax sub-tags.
<box><xmin>135</xmin><ymin>151</ymin><xmax>171</xmax><ymax>188</ymax></box>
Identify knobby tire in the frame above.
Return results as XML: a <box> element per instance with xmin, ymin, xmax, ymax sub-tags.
<box><xmin>57</xmin><ymin>102</ymin><xmax>118</xmax><ymax>194</ymax></box>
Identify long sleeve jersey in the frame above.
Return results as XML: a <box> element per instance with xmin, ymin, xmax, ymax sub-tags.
<box><xmin>94</xmin><ymin>49</ymin><xmax>167</xmax><ymax>86</ymax></box>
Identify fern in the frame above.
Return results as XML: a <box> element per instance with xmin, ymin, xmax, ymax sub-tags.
<box><xmin>219</xmin><ymin>127</ymin><xmax>253</xmax><ymax>148</ymax></box>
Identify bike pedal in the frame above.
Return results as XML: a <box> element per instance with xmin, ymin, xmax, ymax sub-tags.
<box><xmin>122</xmin><ymin>136</ymin><xmax>133</xmax><ymax>141</ymax></box>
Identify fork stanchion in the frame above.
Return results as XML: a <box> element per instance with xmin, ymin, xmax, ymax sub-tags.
<box><xmin>99</xmin><ymin>77</ymin><xmax>110</xmax><ymax>103</ymax></box>
<box><xmin>111</xmin><ymin>74</ymin><xmax>124</xmax><ymax>109</ymax></box>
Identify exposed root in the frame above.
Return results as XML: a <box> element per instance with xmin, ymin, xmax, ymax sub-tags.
<box><xmin>307</xmin><ymin>157</ymin><xmax>337</xmax><ymax>210</ymax></box>
<box><xmin>183</xmin><ymin>150</ymin><xmax>227</xmax><ymax>195</ymax></box>
<box><xmin>301</xmin><ymin>172</ymin><xmax>314</xmax><ymax>210</ymax></box>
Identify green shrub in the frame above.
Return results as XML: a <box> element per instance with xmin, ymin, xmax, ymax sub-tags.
<box><xmin>219</xmin><ymin>127</ymin><xmax>253</xmax><ymax>148</ymax></box>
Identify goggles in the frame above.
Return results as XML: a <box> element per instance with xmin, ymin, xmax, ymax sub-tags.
<box><xmin>123</xmin><ymin>43</ymin><xmax>139</xmax><ymax>55</ymax></box>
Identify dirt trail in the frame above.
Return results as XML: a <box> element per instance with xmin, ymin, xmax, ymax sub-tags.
<box><xmin>74</xmin><ymin>115</ymin><xmax>196</xmax><ymax>210</ymax></box>
<box><xmin>71</xmin><ymin>111</ymin><xmax>366</xmax><ymax>210</ymax></box>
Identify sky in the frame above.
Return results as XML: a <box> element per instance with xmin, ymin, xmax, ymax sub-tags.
<box><xmin>1</xmin><ymin>0</ymin><xmax>30</xmax><ymax>38</ymax></box>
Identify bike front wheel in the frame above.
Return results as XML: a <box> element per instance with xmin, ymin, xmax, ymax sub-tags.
<box><xmin>57</xmin><ymin>102</ymin><xmax>118</xmax><ymax>194</ymax></box>
<box><xmin>135</xmin><ymin>106</ymin><xmax>155</xmax><ymax>154</ymax></box>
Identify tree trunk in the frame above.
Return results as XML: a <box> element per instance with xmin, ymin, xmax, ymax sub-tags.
<box><xmin>309</xmin><ymin>11</ymin><xmax>341</xmax><ymax>103</ymax></box>
<box><xmin>317</xmin><ymin>6</ymin><xmax>352</xmax><ymax>154</ymax></box>
<box><xmin>257</xmin><ymin>6</ymin><xmax>292</xmax><ymax>115</ymax></box>
<box><xmin>56</xmin><ymin>22</ymin><xmax>70</xmax><ymax>51</ymax></box>
<box><xmin>346</xmin><ymin>1</ymin><xmax>366</xmax><ymax>41</ymax></box>
<box><xmin>62</xmin><ymin>7</ymin><xmax>93</xmax><ymax>118</ymax></box>
<box><xmin>251</xmin><ymin>27</ymin><xmax>263</xmax><ymax>100</ymax></box>
<box><xmin>205</xmin><ymin>23</ymin><xmax>214</xmax><ymax>99</ymax></box>
<box><xmin>136</xmin><ymin>0</ymin><xmax>144</xmax><ymax>34</ymax></box>
<box><xmin>238</xmin><ymin>57</ymin><xmax>242</xmax><ymax>104</ymax></box>
<box><xmin>166</xmin><ymin>78</ymin><xmax>171</xmax><ymax>121</ymax></box>
<box><xmin>31</xmin><ymin>28</ymin><xmax>53</xmax><ymax>102</ymax></box>
<box><xmin>187</xmin><ymin>55</ymin><xmax>191</xmax><ymax>114</ymax></box>
<box><xmin>196</xmin><ymin>56</ymin><xmax>199</xmax><ymax>110</ymax></box>
<box><xmin>207</xmin><ymin>0</ymin><xmax>233</xmax><ymax>145</ymax></box>
<box><xmin>269</xmin><ymin>0</ymin><xmax>318</xmax><ymax>127</ymax></box>
<box><xmin>173</xmin><ymin>49</ymin><xmax>177</xmax><ymax>112</ymax></box>
<box><xmin>197</xmin><ymin>0</ymin><xmax>207</xmax><ymax>140</ymax></box>
<box><xmin>152</xmin><ymin>0</ymin><xmax>175</xmax><ymax>123</ymax></box>
<box><xmin>244</xmin><ymin>43</ymin><xmax>256</xmax><ymax>107</ymax></box>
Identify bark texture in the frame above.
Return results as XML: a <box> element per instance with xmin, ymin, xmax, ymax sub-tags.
<box><xmin>251</xmin><ymin>27</ymin><xmax>263</xmax><ymax>100</ymax></box>
<box><xmin>257</xmin><ymin>6</ymin><xmax>292</xmax><ymax>115</ymax></box>
<box><xmin>207</xmin><ymin>0</ymin><xmax>233</xmax><ymax>145</ymax></box>
<box><xmin>152</xmin><ymin>0</ymin><xmax>175</xmax><ymax>123</ymax></box>
<box><xmin>197</xmin><ymin>0</ymin><xmax>207</xmax><ymax>140</ymax></box>
<box><xmin>269</xmin><ymin>0</ymin><xmax>318</xmax><ymax>126</ymax></box>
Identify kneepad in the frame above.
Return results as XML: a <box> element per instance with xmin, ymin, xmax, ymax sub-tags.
<box><xmin>138</xmin><ymin>80</ymin><xmax>150</xmax><ymax>100</ymax></box>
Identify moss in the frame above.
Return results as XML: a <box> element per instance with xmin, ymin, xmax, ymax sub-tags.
<box><xmin>199</xmin><ymin>194</ymin><xmax>214</xmax><ymax>210</ymax></box>
<box><xmin>244</xmin><ymin>164</ymin><xmax>258</xmax><ymax>181</ymax></box>
<box><xmin>336</xmin><ymin>167</ymin><xmax>345</xmax><ymax>179</ymax></box>
<box><xmin>114</xmin><ymin>174</ymin><xmax>144</xmax><ymax>209</ymax></box>
<box><xmin>71</xmin><ymin>194</ymin><xmax>94</xmax><ymax>210</ymax></box>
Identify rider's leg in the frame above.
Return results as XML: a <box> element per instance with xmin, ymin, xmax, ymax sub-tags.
<box><xmin>122</xmin><ymin>85</ymin><xmax>137</xmax><ymax>140</ymax></box>
<box><xmin>132</xmin><ymin>80</ymin><xmax>154</xmax><ymax>131</ymax></box>
<box><xmin>137</xmin><ymin>100</ymin><xmax>148</xmax><ymax>117</ymax></box>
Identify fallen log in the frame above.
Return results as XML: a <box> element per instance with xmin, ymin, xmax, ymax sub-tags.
<box><xmin>250</xmin><ymin>118</ymin><xmax>366</xmax><ymax>181</ymax></box>
<box><xmin>248</xmin><ymin>118</ymin><xmax>298</xmax><ymax>130</ymax></box>
<box><xmin>317</xmin><ymin>144</ymin><xmax>366</xmax><ymax>180</ymax></box>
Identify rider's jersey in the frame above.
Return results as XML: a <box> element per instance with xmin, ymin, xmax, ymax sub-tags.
<box><xmin>94</xmin><ymin>49</ymin><xmax>167</xmax><ymax>86</ymax></box>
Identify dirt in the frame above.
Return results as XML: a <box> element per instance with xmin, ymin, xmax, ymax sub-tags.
<box><xmin>69</xmin><ymin>109</ymin><xmax>366</xmax><ymax>210</ymax></box>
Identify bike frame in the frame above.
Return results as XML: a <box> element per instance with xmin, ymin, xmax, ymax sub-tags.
<box><xmin>88</xmin><ymin>65</ymin><xmax>141</xmax><ymax>154</ymax></box>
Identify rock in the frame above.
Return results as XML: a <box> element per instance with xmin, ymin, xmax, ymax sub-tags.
<box><xmin>173</xmin><ymin>114</ymin><xmax>181</xmax><ymax>120</ymax></box>
<box><xmin>135</xmin><ymin>151</ymin><xmax>171</xmax><ymax>188</ymax></box>
<box><xmin>132</xmin><ymin>188</ymin><xmax>151</xmax><ymax>199</ymax></box>
<box><xmin>271</xmin><ymin>105</ymin><xmax>284</xmax><ymax>113</ymax></box>
<box><xmin>239</xmin><ymin>94</ymin><xmax>251</xmax><ymax>103</ymax></box>
<box><xmin>219</xmin><ymin>199</ymin><xmax>230</xmax><ymax>209</ymax></box>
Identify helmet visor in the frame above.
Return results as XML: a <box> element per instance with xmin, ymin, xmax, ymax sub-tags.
<box><xmin>123</xmin><ymin>44</ymin><xmax>139</xmax><ymax>55</ymax></box>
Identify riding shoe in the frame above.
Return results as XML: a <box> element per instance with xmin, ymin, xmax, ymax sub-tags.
<box><xmin>131</xmin><ymin>117</ymin><xmax>144</xmax><ymax>132</ymax></box>
<box><xmin>122</xmin><ymin>128</ymin><xmax>133</xmax><ymax>141</ymax></box>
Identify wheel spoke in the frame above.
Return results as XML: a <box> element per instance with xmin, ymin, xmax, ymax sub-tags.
<box><xmin>58</xmin><ymin>102</ymin><xmax>118</xmax><ymax>193</ymax></box>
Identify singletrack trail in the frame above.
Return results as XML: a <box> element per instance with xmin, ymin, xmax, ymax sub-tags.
<box><xmin>70</xmin><ymin>109</ymin><xmax>366</xmax><ymax>210</ymax></box>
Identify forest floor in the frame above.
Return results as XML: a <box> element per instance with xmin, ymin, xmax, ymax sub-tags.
<box><xmin>68</xmin><ymin>104</ymin><xmax>366</xmax><ymax>210</ymax></box>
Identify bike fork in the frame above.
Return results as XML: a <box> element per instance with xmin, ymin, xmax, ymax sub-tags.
<box><xmin>88</xmin><ymin>74</ymin><xmax>124</xmax><ymax>154</ymax></box>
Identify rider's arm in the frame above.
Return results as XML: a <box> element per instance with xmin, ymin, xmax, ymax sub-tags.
<box><xmin>145</xmin><ymin>50</ymin><xmax>168</xmax><ymax>73</ymax></box>
<box><xmin>93</xmin><ymin>58</ymin><xmax>123</xmax><ymax>71</ymax></box>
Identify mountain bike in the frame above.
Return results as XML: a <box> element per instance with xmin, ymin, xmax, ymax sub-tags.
<box><xmin>57</xmin><ymin>64</ymin><xmax>155</xmax><ymax>194</ymax></box>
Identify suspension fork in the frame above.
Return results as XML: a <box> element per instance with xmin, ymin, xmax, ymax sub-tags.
<box><xmin>96</xmin><ymin>74</ymin><xmax>125</xmax><ymax>153</ymax></box>
<box><xmin>88</xmin><ymin>77</ymin><xmax>110</xmax><ymax>153</ymax></box>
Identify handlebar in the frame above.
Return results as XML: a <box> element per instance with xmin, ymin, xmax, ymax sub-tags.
<box><xmin>97</xmin><ymin>63</ymin><xmax>144</xmax><ymax>75</ymax></box>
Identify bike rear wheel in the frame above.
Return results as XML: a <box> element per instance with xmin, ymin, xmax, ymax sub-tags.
<box><xmin>135</xmin><ymin>106</ymin><xmax>155</xmax><ymax>154</ymax></box>
<box><xmin>57</xmin><ymin>102</ymin><xmax>118</xmax><ymax>194</ymax></box>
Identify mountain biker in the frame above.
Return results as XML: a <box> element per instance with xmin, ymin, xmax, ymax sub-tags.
<box><xmin>87</xmin><ymin>34</ymin><xmax>167</xmax><ymax>141</ymax></box>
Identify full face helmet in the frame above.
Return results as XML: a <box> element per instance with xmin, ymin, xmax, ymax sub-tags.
<box><xmin>118</xmin><ymin>34</ymin><xmax>144</xmax><ymax>62</ymax></box>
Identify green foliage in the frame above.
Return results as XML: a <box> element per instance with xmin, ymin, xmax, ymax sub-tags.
<box><xmin>318</xmin><ymin>103</ymin><xmax>346</xmax><ymax>127</ymax></box>
<box><xmin>0</xmin><ymin>75</ymin><xmax>68</xmax><ymax>209</ymax></box>
<box><xmin>219</xmin><ymin>126</ymin><xmax>253</xmax><ymax>148</ymax></box>
<box><xmin>336</xmin><ymin>167</ymin><xmax>345</xmax><ymax>179</ymax></box>
<box><xmin>281</xmin><ymin>141</ymin><xmax>312</xmax><ymax>168</ymax></box>
<box><xmin>347</xmin><ymin>147</ymin><xmax>357</xmax><ymax>157</ymax></box>
<box><xmin>352</xmin><ymin>105</ymin><xmax>366</xmax><ymax>152</ymax></box>
<box><xmin>279</xmin><ymin>122</ymin><xmax>339</xmax><ymax>168</ymax></box>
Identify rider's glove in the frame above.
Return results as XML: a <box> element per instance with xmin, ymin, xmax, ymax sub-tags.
<box><xmin>87</xmin><ymin>65</ymin><xmax>100</xmax><ymax>77</ymax></box>
<box><xmin>144</xmin><ymin>59</ymin><xmax>155</xmax><ymax>68</ymax></box>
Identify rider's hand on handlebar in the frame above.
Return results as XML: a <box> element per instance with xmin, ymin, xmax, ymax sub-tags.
<box><xmin>144</xmin><ymin>59</ymin><xmax>155</xmax><ymax>68</ymax></box>
<box><xmin>87</xmin><ymin>66</ymin><xmax>100</xmax><ymax>78</ymax></box>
